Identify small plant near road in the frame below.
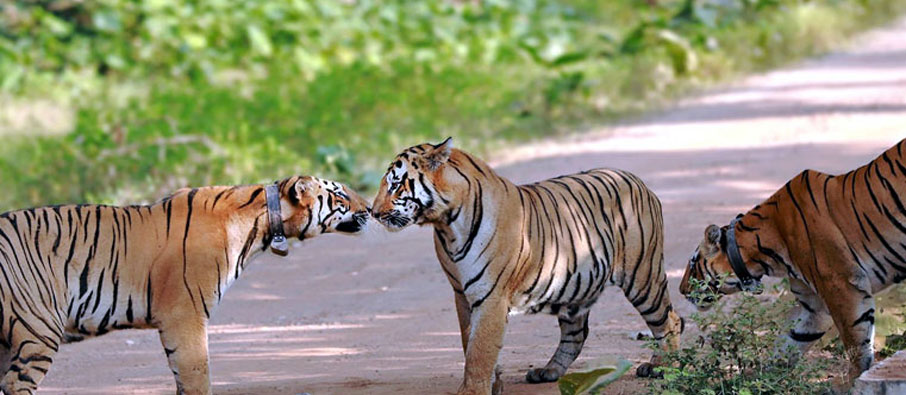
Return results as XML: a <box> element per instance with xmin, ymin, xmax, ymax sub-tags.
<box><xmin>649</xmin><ymin>278</ymin><xmax>832</xmax><ymax>395</ymax></box>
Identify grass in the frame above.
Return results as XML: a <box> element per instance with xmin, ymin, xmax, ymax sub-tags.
<box><xmin>2</xmin><ymin>0</ymin><xmax>906</xmax><ymax>209</ymax></box>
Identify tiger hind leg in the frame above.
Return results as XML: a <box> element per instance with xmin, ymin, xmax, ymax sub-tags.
<box><xmin>631</xmin><ymin>280</ymin><xmax>684</xmax><ymax>378</ymax></box>
<box><xmin>525</xmin><ymin>307</ymin><xmax>590</xmax><ymax>383</ymax></box>
<box><xmin>0</xmin><ymin>332</ymin><xmax>59</xmax><ymax>394</ymax></box>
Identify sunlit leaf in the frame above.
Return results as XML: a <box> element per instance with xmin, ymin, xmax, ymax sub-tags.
<box><xmin>551</xmin><ymin>51</ymin><xmax>589</xmax><ymax>67</ymax></box>
<box><xmin>558</xmin><ymin>358</ymin><xmax>631</xmax><ymax>395</ymax></box>
<box><xmin>183</xmin><ymin>33</ymin><xmax>207</xmax><ymax>50</ymax></box>
<box><xmin>93</xmin><ymin>10</ymin><xmax>122</xmax><ymax>33</ymax></box>
<box><xmin>105</xmin><ymin>54</ymin><xmax>127</xmax><ymax>70</ymax></box>
<box><xmin>247</xmin><ymin>25</ymin><xmax>273</xmax><ymax>57</ymax></box>
<box><xmin>654</xmin><ymin>29</ymin><xmax>698</xmax><ymax>74</ymax></box>
<box><xmin>40</xmin><ymin>11</ymin><xmax>72</xmax><ymax>37</ymax></box>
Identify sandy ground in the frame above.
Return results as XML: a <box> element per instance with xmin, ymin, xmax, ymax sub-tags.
<box><xmin>38</xmin><ymin>16</ymin><xmax>906</xmax><ymax>395</ymax></box>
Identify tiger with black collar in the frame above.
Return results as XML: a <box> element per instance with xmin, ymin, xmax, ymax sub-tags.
<box><xmin>681</xmin><ymin>138</ymin><xmax>906</xmax><ymax>382</ymax></box>
<box><xmin>0</xmin><ymin>175</ymin><xmax>369</xmax><ymax>394</ymax></box>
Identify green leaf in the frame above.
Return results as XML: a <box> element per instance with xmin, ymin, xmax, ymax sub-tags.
<box><xmin>40</xmin><ymin>11</ymin><xmax>72</xmax><ymax>37</ymax></box>
<box><xmin>551</xmin><ymin>51</ymin><xmax>589</xmax><ymax>67</ymax></box>
<box><xmin>183</xmin><ymin>33</ymin><xmax>207</xmax><ymax>50</ymax></box>
<box><xmin>0</xmin><ymin>65</ymin><xmax>23</xmax><ymax>90</ymax></box>
<box><xmin>247</xmin><ymin>25</ymin><xmax>273</xmax><ymax>57</ymax></box>
<box><xmin>0</xmin><ymin>39</ymin><xmax>18</xmax><ymax>61</ymax></box>
<box><xmin>518</xmin><ymin>41</ymin><xmax>549</xmax><ymax>67</ymax></box>
<box><xmin>619</xmin><ymin>23</ymin><xmax>649</xmax><ymax>55</ymax></box>
<box><xmin>654</xmin><ymin>29</ymin><xmax>698</xmax><ymax>74</ymax></box>
<box><xmin>104</xmin><ymin>54</ymin><xmax>127</xmax><ymax>70</ymax></box>
<box><xmin>558</xmin><ymin>358</ymin><xmax>631</xmax><ymax>395</ymax></box>
<box><xmin>93</xmin><ymin>10</ymin><xmax>122</xmax><ymax>33</ymax></box>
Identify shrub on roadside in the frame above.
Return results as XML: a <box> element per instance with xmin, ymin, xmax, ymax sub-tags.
<box><xmin>649</xmin><ymin>279</ymin><xmax>832</xmax><ymax>395</ymax></box>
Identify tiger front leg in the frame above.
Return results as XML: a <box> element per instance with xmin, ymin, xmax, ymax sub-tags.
<box><xmin>455</xmin><ymin>292</ymin><xmax>472</xmax><ymax>356</ymax></box>
<box><xmin>775</xmin><ymin>279</ymin><xmax>834</xmax><ymax>362</ymax></box>
<box><xmin>526</xmin><ymin>307</ymin><xmax>589</xmax><ymax>383</ymax></box>
<box><xmin>455</xmin><ymin>292</ymin><xmax>504</xmax><ymax>395</ymax></box>
<box><xmin>458</xmin><ymin>297</ymin><xmax>508</xmax><ymax>395</ymax></box>
<box><xmin>158</xmin><ymin>318</ymin><xmax>212</xmax><ymax>395</ymax></box>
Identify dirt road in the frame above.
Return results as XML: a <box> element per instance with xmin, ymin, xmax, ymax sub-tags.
<box><xmin>41</xmin><ymin>17</ymin><xmax>906</xmax><ymax>395</ymax></box>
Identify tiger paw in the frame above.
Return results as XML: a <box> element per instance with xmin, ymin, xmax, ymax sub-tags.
<box><xmin>635</xmin><ymin>362</ymin><xmax>664</xmax><ymax>378</ymax></box>
<box><xmin>525</xmin><ymin>367</ymin><xmax>562</xmax><ymax>383</ymax></box>
<box><xmin>492</xmin><ymin>365</ymin><xmax>504</xmax><ymax>395</ymax></box>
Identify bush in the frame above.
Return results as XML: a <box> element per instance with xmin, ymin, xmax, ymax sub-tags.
<box><xmin>649</xmin><ymin>278</ymin><xmax>832</xmax><ymax>395</ymax></box>
<box><xmin>876</xmin><ymin>284</ymin><xmax>906</xmax><ymax>358</ymax></box>
<box><xmin>0</xmin><ymin>0</ymin><xmax>601</xmax><ymax>93</ymax></box>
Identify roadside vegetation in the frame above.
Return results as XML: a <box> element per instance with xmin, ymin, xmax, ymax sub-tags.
<box><xmin>2</xmin><ymin>0</ymin><xmax>906</xmax><ymax>208</ymax></box>
<box><xmin>649</xmin><ymin>278</ymin><xmax>837</xmax><ymax>395</ymax></box>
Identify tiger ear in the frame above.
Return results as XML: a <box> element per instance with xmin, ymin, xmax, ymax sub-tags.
<box><xmin>425</xmin><ymin>137</ymin><xmax>453</xmax><ymax>170</ymax></box>
<box><xmin>705</xmin><ymin>224</ymin><xmax>721</xmax><ymax>246</ymax></box>
<box><xmin>291</xmin><ymin>177</ymin><xmax>318</xmax><ymax>204</ymax></box>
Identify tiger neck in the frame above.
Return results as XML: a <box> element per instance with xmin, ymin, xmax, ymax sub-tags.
<box><xmin>433</xmin><ymin>163</ymin><xmax>518</xmax><ymax>266</ymax></box>
<box><xmin>220</xmin><ymin>186</ymin><xmax>278</xmax><ymax>280</ymax></box>
<box><xmin>734</xmin><ymin>201</ymin><xmax>796</xmax><ymax>279</ymax></box>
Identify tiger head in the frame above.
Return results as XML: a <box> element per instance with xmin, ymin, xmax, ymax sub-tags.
<box><xmin>679</xmin><ymin>221</ymin><xmax>761</xmax><ymax>310</ymax></box>
<box><xmin>371</xmin><ymin>138</ymin><xmax>455</xmax><ymax>231</ymax></box>
<box><xmin>282</xmin><ymin>176</ymin><xmax>371</xmax><ymax>238</ymax></box>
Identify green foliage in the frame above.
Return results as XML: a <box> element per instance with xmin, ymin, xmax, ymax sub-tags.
<box><xmin>1</xmin><ymin>0</ymin><xmax>905</xmax><ymax>208</ymax></box>
<box><xmin>650</xmin><ymin>278</ymin><xmax>832</xmax><ymax>395</ymax></box>
<box><xmin>876</xmin><ymin>284</ymin><xmax>906</xmax><ymax>358</ymax></box>
<box><xmin>880</xmin><ymin>333</ymin><xmax>906</xmax><ymax>358</ymax></box>
<box><xmin>558</xmin><ymin>358</ymin><xmax>631</xmax><ymax>395</ymax></box>
<box><xmin>1</xmin><ymin>0</ymin><xmax>596</xmax><ymax>92</ymax></box>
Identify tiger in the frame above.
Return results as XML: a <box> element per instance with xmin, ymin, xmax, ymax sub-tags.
<box><xmin>0</xmin><ymin>175</ymin><xmax>369</xmax><ymax>394</ymax></box>
<box><xmin>680</xmin><ymin>138</ymin><xmax>906</xmax><ymax>383</ymax></box>
<box><xmin>371</xmin><ymin>138</ymin><xmax>683</xmax><ymax>395</ymax></box>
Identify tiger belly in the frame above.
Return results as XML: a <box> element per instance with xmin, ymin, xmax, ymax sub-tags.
<box><xmin>65</xmin><ymin>290</ymin><xmax>149</xmax><ymax>337</ymax></box>
<box><xmin>509</xmin><ymin>255</ymin><xmax>608</xmax><ymax>316</ymax></box>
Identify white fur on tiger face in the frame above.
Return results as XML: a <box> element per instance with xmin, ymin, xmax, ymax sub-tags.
<box><xmin>375</xmin><ymin>156</ymin><xmax>442</xmax><ymax>230</ymax></box>
<box><xmin>301</xmin><ymin>177</ymin><xmax>369</xmax><ymax>237</ymax></box>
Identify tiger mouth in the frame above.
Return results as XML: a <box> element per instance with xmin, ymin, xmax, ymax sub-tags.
<box><xmin>687</xmin><ymin>295</ymin><xmax>717</xmax><ymax>311</ymax></box>
<box><xmin>335</xmin><ymin>211</ymin><xmax>369</xmax><ymax>234</ymax></box>
<box><xmin>376</xmin><ymin>211</ymin><xmax>411</xmax><ymax>230</ymax></box>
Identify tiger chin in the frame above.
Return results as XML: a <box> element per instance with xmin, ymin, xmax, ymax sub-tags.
<box><xmin>0</xmin><ymin>175</ymin><xmax>369</xmax><ymax>394</ymax></box>
<box><xmin>372</xmin><ymin>138</ymin><xmax>683</xmax><ymax>395</ymax></box>
<box><xmin>680</xmin><ymin>138</ymin><xmax>906</xmax><ymax>385</ymax></box>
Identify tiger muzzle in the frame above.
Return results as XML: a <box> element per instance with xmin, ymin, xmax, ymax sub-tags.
<box><xmin>336</xmin><ymin>211</ymin><xmax>369</xmax><ymax>234</ymax></box>
<box><xmin>376</xmin><ymin>210</ymin><xmax>410</xmax><ymax>229</ymax></box>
